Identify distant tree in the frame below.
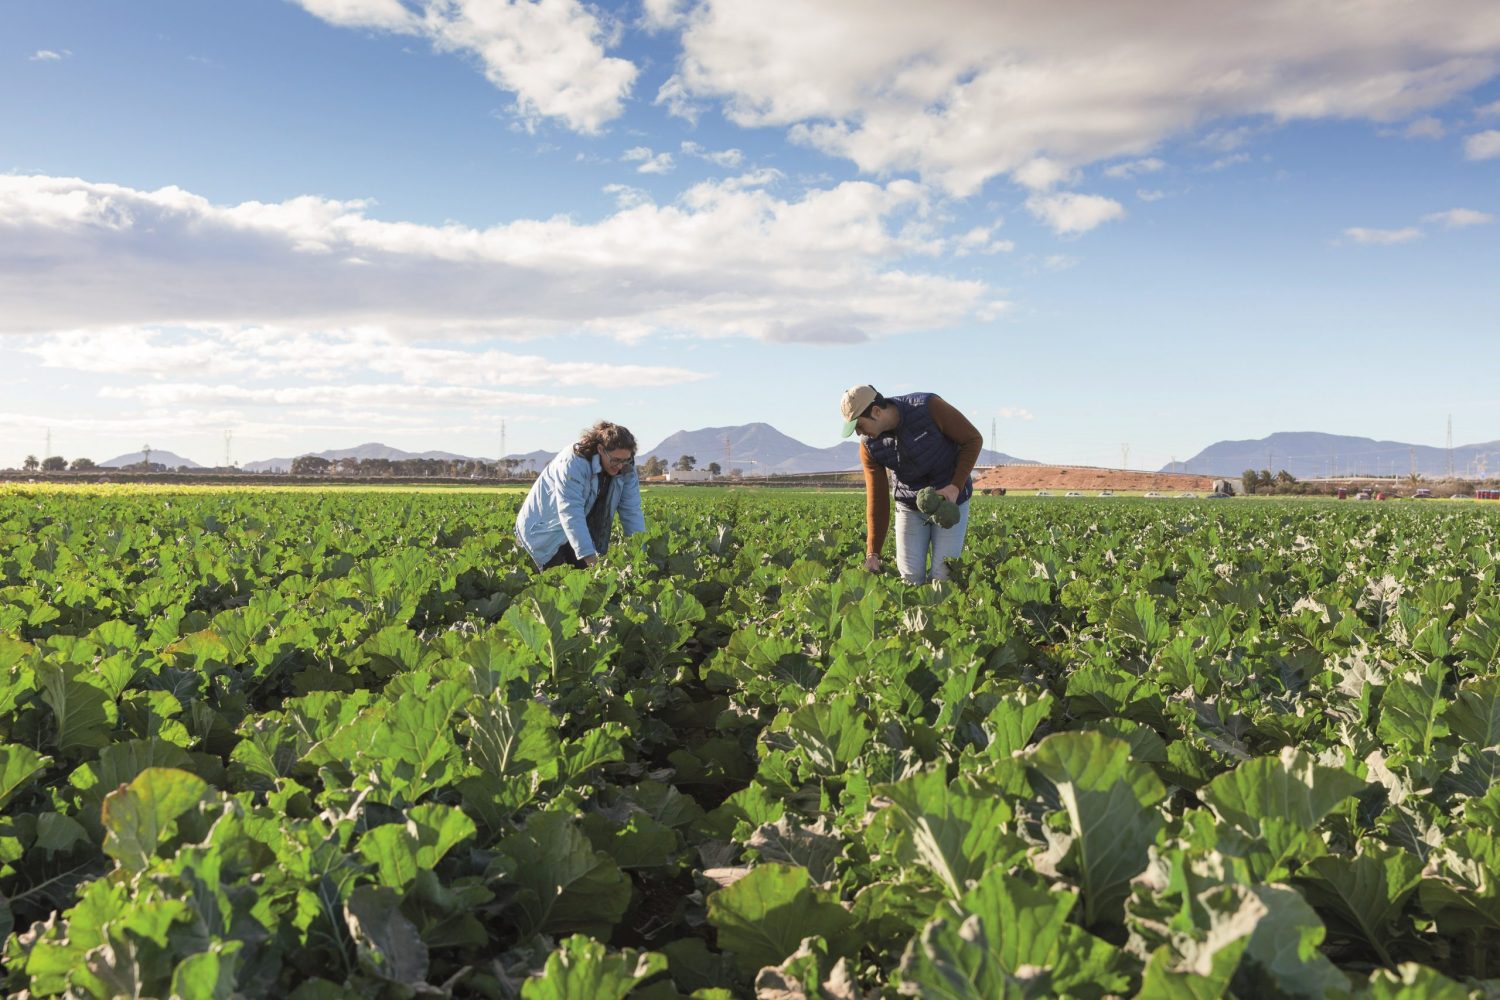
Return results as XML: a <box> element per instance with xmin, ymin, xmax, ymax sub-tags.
<box><xmin>640</xmin><ymin>456</ymin><xmax>667</xmax><ymax>478</ymax></box>
<box><xmin>70</xmin><ymin>457</ymin><xmax>97</xmax><ymax>471</ymax></box>
<box><xmin>1241</xmin><ymin>469</ymin><xmax>1258</xmax><ymax>495</ymax></box>
<box><xmin>674</xmin><ymin>454</ymin><xmax>697</xmax><ymax>472</ymax></box>
<box><xmin>41</xmin><ymin>455</ymin><xmax>67</xmax><ymax>471</ymax></box>
<box><xmin>1256</xmin><ymin>469</ymin><xmax>1274</xmax><ymax>489</ymax></box>
<box><xmin>291</xmin><ymin>455</ymin><xmax>332</xmax><ymax>475</ymax></box>
<box><xmin>1274</xmin><ymin>469</ymin><xmax>1296</xmax><ymax>486</ymax></box>
<box><xmin>22</xmin><ymin>455</ymin><xmax>39</xmax><ymax>471</ymax></box>
<box><xmin>729</xmin><ymin>468</ymin><xmax>743</xmax><ymax>480</ymax></box>
<box><xmin>707</xmin><ymin>462</ymin><xmax>721</xmax><ymax>476</ymax></box>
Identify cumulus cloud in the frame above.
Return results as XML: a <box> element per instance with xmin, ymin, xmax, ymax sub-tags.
<box><xmin>622</xmin><ymin>146</ymin><xmax>675</xmax><ymax>173</ymax></box>
<box><xmin>1465</xmin><ymin>129</ymin><xmax>1500</xmax><ymax>159</ymax></box>
<box><xmin>1422</xmin><ymin>207</ymin><xmax>1494</xmax><ymax>227</ymax></box>
<box><xmin>0</xmin><ymin>174</ymin><xmax>1000</xmax><ymax>345</ymax></box>
<box><xmin>998</xmin><ymin>406</ymin><xmax>1034</xmax><ymax>421</ymax></box>
<box><xmin>667</xmin><ymin>0</ymin><xmax>1500</xmax><ymax>194</ymax></box>
<box><xmin>291</xmin><ymin>0</ymin><xmax>636</xmax><ymax>133</ymax></box>
<box><xmin>1026</xmin><ymin>192</ymin><xmax>1125</xmax><ymax>235</ymax></box>
<box><xmin>30</xmin><ymin>49</ymin><xmax>70</xmax><ymax>61</ymax></box>
<box><xmin>1479</xmin><ymin>99</ymin><xmax>1500</xmax><ymax>117</ymax></box>
<box><xmin>1136</xmin><ymin>189</ymin><xmax>1166</xmax><ymax>202</ymax></box>
<box><xmin>1344</xmin><ymin>226</ymin><xmax>1423</xmax><ymax>244</ymax></box>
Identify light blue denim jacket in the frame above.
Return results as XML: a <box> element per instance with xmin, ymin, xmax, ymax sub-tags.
<box><xmin>514</xmin><ymin>448</ymin><xmax>645</xmax><ymax>567</ymax></box>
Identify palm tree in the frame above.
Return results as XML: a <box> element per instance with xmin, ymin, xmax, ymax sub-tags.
<box><xmin>22</xmin><ymin>454</ymin><xmax>38</xmax><ymax>471</ymax></box>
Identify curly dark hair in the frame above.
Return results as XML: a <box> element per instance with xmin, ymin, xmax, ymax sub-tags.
<box><xmin>572</xmin><ymin>420</ymin><xmax>637</xmax><ymax>460</ymax></box>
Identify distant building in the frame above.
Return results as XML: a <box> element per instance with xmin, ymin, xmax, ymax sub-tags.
<box><xmin>666</xmin><ymin>469</ymin><xmax>714</xmax><ymax>483</ymax></box>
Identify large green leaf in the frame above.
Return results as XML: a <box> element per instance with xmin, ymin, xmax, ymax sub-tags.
<box><xmin>100</xmin><ymin>766</ymin><xmax>212</xmax><ymax>874</ymax></box>
<box><xmin>464</xmin><ymin>697</ymin><xmax>561</xmax><ymax>779</ymax></box>
<box><xmin>876</xmin><ymin>767</ymin><xmax>1024</xmax><ymax>900</ymax></box>
<box><xmin>1444</xmin><ymin>677</ymin><xmax>1500</xmax><ymax>747</ymax></box>
<box><xmin>1239</xmin><ymin>885</ymin><xmax>1349</xmax><ymax>999</ymax></box>
<box><xmin>1295</xmin><ymin>848</ymin><xmax>1422</xmax><ymax>966</ymax></box>
<box><xmin>1376</xmin><ymin>663</ymin><xmax>1449</xmax><ymax>754</ymax></box>
<box><xmin>706</xmin><ymin>863</ymin><xmax>854</xmax><ymax>975</ymax></box>
<box><xmin>38</xmin><ymin>662</ymin><xmax>114</xmax><ymax>754</ymax></box>
<box><xmin>1027</xmin><ymin>731</ymin><xmax>1166</xmax><ymax>926</ymax></box>
<box><xmin>357</xmin><ymin>802</ymin><xmax>476</xmax><ymax>889</ymax></box>
<box><xmin>1357</xmin><ymin>963</ymin><xmax>1471</xmax><ymax>999</ymax></box>
<box><xmin>1200</xmin><ymin>748</ymin><xmax>1365</xmax><ymax>879</ymax></box>
<box><xmin>521</xmin><ymin>935</ymin><xmax>667</xmax><ymax>1000</ymax></box>
<box><xmin>345</xmin><ymin>884</ymin><xmax>429</xmax><ymax>987</ymax></box>
<box><xmin>495</xmin><ymin>810</ymin><xmax>631</xmax><ymax>937</ymax></box>
<box><xmin>0</xmin><ymin>742</ymin><xmax>48</xmax><ymax>810</ymax></box>
<box><xmin>896</xmin><ymin>915</ymin><xmax>1039</xmax><ymax>1000</ymax></box>
<box><xmin>782</xmin><ymin>695</ymin><xmax>872</xmax><ymax>776</ymax></box>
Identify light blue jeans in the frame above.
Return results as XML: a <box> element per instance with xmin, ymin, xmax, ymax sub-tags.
<box><xmin>893</xmin><ymin>500</ymin><xmax>970</xmax><ymax>584</ymax></box>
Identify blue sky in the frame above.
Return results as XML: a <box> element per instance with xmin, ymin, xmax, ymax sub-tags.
<box><xmin>3</xmin><ymin>0</ymin><xmax>1498</xmax><ymax>470</ymax></box>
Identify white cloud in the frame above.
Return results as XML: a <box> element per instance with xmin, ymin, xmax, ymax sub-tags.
<box><xmin>1423</xmin><ymin>208</ymin><xmax>1495</xmax><ymax>227</ymax></box>
<box><xmin>98</xmin><ymin>382</ymin><xmax>590</xmax><ymax>410</ymax></box>
<box><xmin>1103</xmin><ymin>158</ymin><xmax>1164</xmax><ymax>179</ymax></box>
<box><xmin>1479</xmin><ymin>99</ymin><xmax>1500</xmax><ymax>117</ymax></box>
<box><xmin>997</xmin><ymin>406</ymin><xmax>1034</xmax><ymax>421</ymax></box>
<box><xmin>1136</xmin><ymin>189</ymin><xmax>1166</xmax><ymax>202</ymax></box>
<box><xmin>1025</xmin><ymin>192</ymin><xmax>1125</xmax><ymax>235</ymax></box>
<box><xmin>1012</xmin><ymin>158</ymin><xmax>1077</xmax><ymax>191</ymax></box>
<box><xmin>953</xmin><ymin>225</ymin><xmax>1013</xmax><ymax>255</ymax></box>
<box><xmin>1464</xmin><ymin>129</ymin><xmax>1500</xmax><ymax>159</ymax></box>
<box><xmin>1206</xmin><ymin>152</ymin><xmax>1251</xmax><ymax>171</ymax></box>
<box><xmin>622</xmin><ymin>146</ymin><xmax>675</xmax><ymax>173</ymax></box>
<box><xmin>30</xmin><ymin>49</ymin><xmax>70</xmax><ymax>61</ymax></box>
<box><xmin>0</xmin><ymin>174</ymin><xmax>999</xmax><ymax>345</ymax></box>
<box><xmin>292</xmin><ymin>0</ymin><xmax>636</xmax><ymax>133</ymax></box>
<box><xmin>668</xmin><ymin>0</ymin><xmax>1500</xmax><ymax>194</ymax></box>
<box><xmin>641</xmin><ymin>0</ymin><xmax>689</xmax><ymax>31</ymax></box>
<box><xmin>681</xmin><ymin>141</ymin><xmax>744</xmax><ymax>168</ymax></box>
<box><xmin>1403</xmin><ymin>116</ymin><xmax>1446</xmax><ymax>139</ymax></box>
<box><xmin>654</xmin><ymin>73</ymin><xmax>701</xmax><ymax>123</ymax></box>
<box><xmin>1344</xmin><ymin>226</ymin><xmax>1423</xmax><ymax>244</ymax></box>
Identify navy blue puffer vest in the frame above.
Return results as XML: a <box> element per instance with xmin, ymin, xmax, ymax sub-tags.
<box><xmin>863</xmin><ymin>392</ymin><xmax>974</xmax><ymax>509</ymax></box>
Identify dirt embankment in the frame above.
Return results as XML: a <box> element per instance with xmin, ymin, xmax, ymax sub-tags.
<box><xmin>974</xmin><ymin>465</ymin><xmax>1221</xmax><ymax>493</ymax></box>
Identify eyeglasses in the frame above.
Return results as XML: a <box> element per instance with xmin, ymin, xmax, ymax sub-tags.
<box><xmin>601</xmin><ymin>450</ymin><xmax>634</xmax><ymax>468</ymax></box>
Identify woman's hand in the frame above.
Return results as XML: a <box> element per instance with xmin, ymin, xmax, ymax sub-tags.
<box><xmin>863</xmin><ymin>553</ymin><xmax>882</xmax><ymax>572</ymax></box>
<box><xmin>937</xmin><ymin>485</ymin><xmax>960</xmax><ymax>504</ymax></box>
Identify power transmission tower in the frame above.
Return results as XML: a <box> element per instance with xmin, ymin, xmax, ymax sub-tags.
<box><xmin>142</xmin><ymin>443</ymin><xmax>152</xmax><ymax>469</ymax></box>
<box><xmin>723</xmin><ymin>434</ymin><xmax>732</xmax><ymax>474</ymax></box>
<box><xmin>45</xmin><ymin>428</ymin><xmax>52</xmax><ymax>461</ymax></box>
<box><xmin>1121</xmin><ymin>443</ymin><xmax>1130</xmax><ymax>470</ymax></box>
<box><xmin>500</xmin><ymin>420</ymin><xmax>507</xmax><ymax>470</ymax></box>
<box><xmin>224</xmin><ymin>430</ymin><xmax>232</xmax><ymax>469</ymax></box>
<box><xmin>1409</xmin><ymin>447</ymin><xmax>1415</xmax><ymax>480</ymax></box>
<box><xmin>1446</xmin><ymin>415</ymin><xmax>1454</xmax><ymax>478</ymax></box>
<box><xmin>990</xmin><ymin>418</ymin><xmax>997</xmax><ymax>465</ymax></box>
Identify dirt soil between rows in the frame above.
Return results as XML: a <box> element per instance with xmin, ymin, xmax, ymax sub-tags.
<box><xmin>974</xmin><ymin>465</ymin><xmax>1221</xmax><ymax>493</ymax></box>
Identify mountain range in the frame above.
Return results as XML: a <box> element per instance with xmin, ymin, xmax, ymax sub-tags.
<box><xmin>639</xmin><ymin>422</ymin><xmax>1028</xmax><ymax>474</ymax></box>
<box><xmin>85</xmin><ymin>427</ymin><xmax>1498</xmax><ymax>479</ymax></box>
<box><xmin>1166</xmin><ymin>431</ymin><xmax>1500</xmax><ymax>480</ymax></box>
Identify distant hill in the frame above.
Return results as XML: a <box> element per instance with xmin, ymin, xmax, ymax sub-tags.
<box><xmin>101</xmin><ymin>450</ymin><xmax>203</xmax><ymax>469</ymax></box>
<box><xmin>1167</xmin><ymin>431</ymin><xmax>1500</xmax><ymax>479</ymax></box>
<box><xmin>245</xmin><ymin>442</ymin><xmax>480</xmax><ymax>473</ymax></box>
<box><xmin>641</xmin><ymin>422</ymin><xmax>1033</xmax><ymax>474</ymax></box>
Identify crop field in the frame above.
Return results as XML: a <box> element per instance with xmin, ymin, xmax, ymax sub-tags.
<box><xmin>2</xmin><ymin>487</ymin><xmax>1499</xmax><ymax>998</ymax></box>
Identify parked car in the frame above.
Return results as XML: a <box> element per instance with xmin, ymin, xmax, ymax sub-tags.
<box><xmin>1143</xmin><ymin>491</ymin><xmax>1162</xmax><ymax>498</ymax></box>
<box><xmin>1097</xmin><ymin>491</ymin><xmax>1114</xmax><ymax>497</ymax></box>
<box><xmin>1177</xmin><ymin>492</ymin><xmax>1196</xmax><ymax>498</ymax></box>
<box><xmin>1035</xmin><ymin>490</ymin><xmax>1052</xmax><ymax>496</ymax></box>
<box><xmin>1413</xmin><ymin>488</ymin><xmax>1432</xmax><ymax>498</ymax></box>
<box><xmin>1065</xmin><ymin>491</ymin><xmax>1084</xmax><ymax>497</ymax></box>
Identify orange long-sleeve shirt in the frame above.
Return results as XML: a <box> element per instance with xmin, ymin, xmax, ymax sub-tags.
<box><xmin>859</xmin><ymin>395</ymin><xmax>983</xmax><ymax>556</ymax></box>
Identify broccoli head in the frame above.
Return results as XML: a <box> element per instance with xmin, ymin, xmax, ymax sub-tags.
<box><xmin>915</xmin><ymin>486</ymin><xmax>961</xmax><ymax>528</ymax></box>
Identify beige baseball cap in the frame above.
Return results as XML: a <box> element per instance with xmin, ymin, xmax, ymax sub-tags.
<box><xmin>839</xmin><ymin>384</ymin><xmax>878</xmax><ymax>437</ymax></box>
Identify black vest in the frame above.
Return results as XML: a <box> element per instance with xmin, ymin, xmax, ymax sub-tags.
<box><xmin>863</xmin><ymin>393</ymin><xmax>973</xmax><ymax>509</ymax></box>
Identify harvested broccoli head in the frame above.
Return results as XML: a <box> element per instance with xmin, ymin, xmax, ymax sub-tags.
<box><xmin>915</xmin><ymin>486</ymin><xmax>961</xmax><ymax>528</ymax></box>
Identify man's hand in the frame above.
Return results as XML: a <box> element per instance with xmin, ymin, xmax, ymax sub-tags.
<box><xmin>863</xmin><ymin>553</ymin><xmax>882</xmax><ymax>572</ymax></box>
<box><xmin>582</xmin><ymin>554</ymin><xmax>599</xmax><ymax>567</ymax></box>
<box><xmin>937</xmin><ymin>484</ymin><xmax>960</xmax><ymax>504</ymax></box>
